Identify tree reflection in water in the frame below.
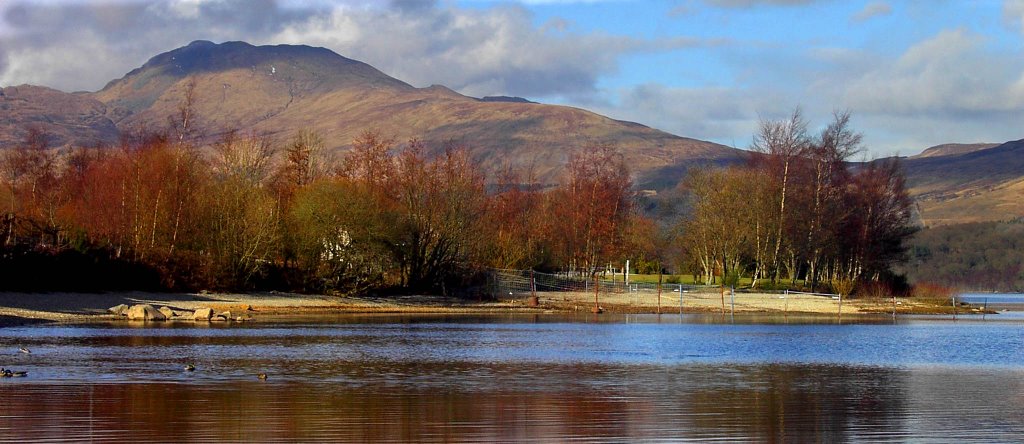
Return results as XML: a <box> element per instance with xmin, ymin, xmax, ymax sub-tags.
<box><xmin>2</xmin><ymin>364</ymin><xmax>1022</xmax><ymax>442</ymax></box>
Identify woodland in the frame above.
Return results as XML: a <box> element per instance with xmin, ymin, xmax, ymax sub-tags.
<box><xmin>901</xmin><ymin>219</ymin><xmax>1024</xmax><ymax>292</ymax></box>
<box><xmin>0</xmin><ymin>97</ymin><xmax>918</xmax><ymax>297</ymax></box>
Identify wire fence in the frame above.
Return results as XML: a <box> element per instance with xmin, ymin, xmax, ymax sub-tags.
<box><xmin>488</xmin><ymin>268</ymin><xmax>844</xmax><ymax>314</ymax></box>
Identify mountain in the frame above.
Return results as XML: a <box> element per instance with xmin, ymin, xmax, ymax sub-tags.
<box><xmin>902</xmin><ymin>139</ymin><xmax>1024</xmax><ymax>226</ymax></box>
<box><xmin>5</xmin><ymin>40</ymin><xmax>1018</xmax><ymax>225</ymax></box>
<box><xmin>83</xmin><ymin>40</ymin><xmax>738</xmax><ymax>186</ymax></box>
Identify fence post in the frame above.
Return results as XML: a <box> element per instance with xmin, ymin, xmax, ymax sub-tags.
<box><xmin>528</xmin><ymin>270</ymin><xmax>539</xmax><ymax>307</ymax></box>
<box><xmin>784</xmin><ymin>289</ymin><xmax>789</xmax><ymax>314</ymax></box>
<box><xmin>952</xmin><ymin>295</ymin><xmax>957</xmax><ymax>320</ymax></box>
<box><xmin>593</xmin><ymin>273</ymin><xmax>602</xmax><ymax>314</ymax></box>
<box><xmin>730</xmin><ymin>286</ymin><xmax>735</xmax><ymax>315</ymax></box>
<box><xmin>657</xmin><ymin>270</ymin><xmax>662</xmax><ymax>315</ymax></box>
<box><xmin>838</xmin><ymin>292</ymin><xmax>843</xmax><ymax>320</ymax></box>
<box><xmin>679</xmin><ymin>285</ymin><xmax>683</xmax><ymax>317</ymax></box>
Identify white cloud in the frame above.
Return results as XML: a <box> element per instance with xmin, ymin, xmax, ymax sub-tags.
<box><xmin>852</xmin><ymin>1</ymin><xmax>891</xmax><ymax>23</ymax></box>
<box><xmin>703</xmin><ymin>0</ymin><xmax>819</xmax><ymax>8</ymax></box>
<box><xmin>843</xmin><ymin>29</ymin><xmax>1024</xmax><ymax>115</ymax></box>
<box><xmin>269</xmin><ymin>4</ymin><xmax>708</xmax><ymax>98</ymax></box>
<box><xmin>0</xmin><ymin>0</ymin><xmax>704</xmax><ymax>98</ymax></box>
<box><xmin>588</xmin><ymin>83</ymin><xmax>788</xmax><ymax>147</ymax></box>
<box><xmin>1005</xmin><ymin>0</ymin><xmax>1024</xmax><ymax>32</ymax></box>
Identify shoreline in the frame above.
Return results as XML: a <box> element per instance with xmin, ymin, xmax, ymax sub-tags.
<box><xmin>0</xmin><ymin>290</ymin><xmax>989</xmax><ymax>327</ymax></box>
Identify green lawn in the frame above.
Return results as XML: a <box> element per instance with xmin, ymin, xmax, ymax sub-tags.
<box><xmin>625</xmin><ymin>273</ymin><xmax>812</xmax><ymax>290</ymax></box>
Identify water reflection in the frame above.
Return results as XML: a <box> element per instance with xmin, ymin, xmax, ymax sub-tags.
<box><xmin>0</xmin><ymin>315</ymin><xmax>1023</xmax><ymax>442</ymax></box>
<box><xmin>3</xmin><ymin>365</ymin><xmax>1023</xmax><ymax>442</ymax></box>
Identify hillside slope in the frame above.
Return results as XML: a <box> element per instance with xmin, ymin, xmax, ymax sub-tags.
<box><xmin>88</xmin><ymin>40</ymin><xmax>739</xmax><ymax>186</ymax></box>
<box><xmin>903</xmin><ymin>139</ymin><xmax>1024</xmax><ymax>226</ymax></box>
<box><xmin>910</xmin><ymin>143</ymin><xmax>999</xmax><ymax>159</ymax></box>
<box><xmin>0</xmin><ymin>85</ymin><xmax>119</xmax><ymax>149</ymax></box>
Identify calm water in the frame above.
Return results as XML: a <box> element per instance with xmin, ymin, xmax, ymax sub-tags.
<box><xmin>960</xmin><ymin>293</ymin><xmax>1024</xmax><ymax>310</ymax></box>
<box><xmin>1</xmin><ymin>313</ymin><xmax>1023</xmax><ymax>442</ymax></box>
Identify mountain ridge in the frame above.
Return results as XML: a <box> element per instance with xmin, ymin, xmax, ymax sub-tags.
<box><xmin>83</xmin><ymin>40</ymin><xmax>739</xmax><ymax>186</ymax></box>
<box><xmin>902</xmin><ymin>139</ymin><xmax>1024</xmax><ymax>226</ymax></box>
<box><xmin>2</xmin><ymin>40</ymin><xmax>1021</xmax><ymax>225</ymax></box>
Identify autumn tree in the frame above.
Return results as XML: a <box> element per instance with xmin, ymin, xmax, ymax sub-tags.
<box><xmin>679</xmin><ymin>167</ymin><xmax>759</xmax><ymax>285</ymax></box>
<box><xmin>277</xmin><ymin>129</ymin><xmax>330</xmax><ymax>192</ymax></box>
<box><xmin>841</xmin><ymin>157</ymin><xmax>916</xmax><ymax>283</ymax></box>
<box><xmin>203</xmin><ymin>131</ymin><xmax>279</xmax><ymax>287</ymax></box>
<box><xmin>390</xmin><ymin>141</ymin><xmax>489</xmax><ymax>291</ymax></box>
<box><xmin>288</xmin><ymin>179</ymin><xmax>394</xmax><ymax>293</ymax></box>
<box><xmin>676</xmin><ymin>109</ymin><xmax>915</xmax><ymax>294</ymax></box>
<box><xmin>546</xmin><ymin>144</ymin><xmax>633</xmax><ymax>273</ymax></box>
<box><xmin>1</xmin><ymin>128</ymin><xmax>58</xmax><ymax>246</ymax></box>
<box><xmin>801</xmin><ymin>111</ymin><xmax>861</xmax><ymax>289</ymax></box>
<box><xmin>484</xmin><ymin>165</ymin><xmax>546</xmax><ymax>269</ymax></box>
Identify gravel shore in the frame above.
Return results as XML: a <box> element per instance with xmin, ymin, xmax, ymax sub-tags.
<box><xmin>0</xmin><ymin>289</ymin><xmax>973</xmax><ymax>326</ymax></box>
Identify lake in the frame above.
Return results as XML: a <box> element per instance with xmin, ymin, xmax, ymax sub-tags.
<box><xmin>1</xmin><ymin>313</ymin><xmax>1023</xmax><ymax>442</ymax></box>
<box><xmin>959</xmin><ymin>293</ymin><xmax>1024</xmax><ymax>310</ymax></box>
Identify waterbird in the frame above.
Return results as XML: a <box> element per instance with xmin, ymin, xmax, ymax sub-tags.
<box><xmin>257</xmin><ymin>373</ymin><xmax>268</xmax><ymax>380</ymax></box>
<box><xmin>18</xmin><ymin>347</ymin><xmax>30</xmax><ymax>354</ymax></box>
<box><xmin>184</xmin><ymin>363</ymin><xmax>195</xmax><ymax>372</ymax></box>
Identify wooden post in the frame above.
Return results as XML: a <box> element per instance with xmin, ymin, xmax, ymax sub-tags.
<box><xmin>838</xmin><ymin>293</ymin><xmax>843</xmax><ymax>320</ymax></box>
<box><xmin>679</xmin><ymin>284</ymin><xmax>683</xmax><ymax>317</ymax></box>
<box><xmin>952</xmin><ymin>295</ymin><xmax>957</xmax><ymax>320</ymax></box>
<box><xmin>592</xmin><ymin>273</ymin><xmax>602</xmax><ymax>314</ymax></box>
<box><xmin>730</xmin><ymin>286</ymin><xmax>735</xmax><ymax>315</ymax></box>
<box><xmin>528</xmin><ymin>270</ymin><xmax>539</xmax><ymax>307</ymax></box>
<box><xmin>892</xmin><ymin>295</ymin><xmax>897</xmax><ymax>320</ymax></box>
<box><xmin>657</xmin><ymin>268</ymin><xmax>663</xmax><ymax>315</ymax></box>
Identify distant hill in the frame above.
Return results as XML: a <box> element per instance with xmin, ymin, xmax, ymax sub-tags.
<box><xmin>0</xmin><ymin>40</ymin><xmax>739</xmax><ymax>187</ymax></box>
<box><xmin>902</xmin><ymin>139</ymin><xmax>1024</xmax><ymax>226</ymax></box>
<box><xmin>910</xmin><ymin>143</ymin><xmax>999</xmax><ymax>159</ymax></box>
<box><xmin>0</xmin><ymin>85</ymin><xmax>119</xmax><ymax>149</ymax></box>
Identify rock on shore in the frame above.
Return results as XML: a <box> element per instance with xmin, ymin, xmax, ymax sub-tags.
<box><xmin>126</xmin><ymin>304</ymin><xmax>167</xmax><ymax>321</ymax></box>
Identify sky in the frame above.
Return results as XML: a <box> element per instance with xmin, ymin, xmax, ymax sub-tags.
<box><xmin>1</xmin><ymin>0</ymin><xmax>1023</xmax><ymax>156</ymax></box>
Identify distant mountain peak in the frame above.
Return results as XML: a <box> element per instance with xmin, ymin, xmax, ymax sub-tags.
<box><xmin>95</xmin><ymin>40</ymin><xmax>411</xmax><ymax>112</ymax></box>
<box><xmin>480</xmin><ymin>96</ymin><xmax>537</xmax><ymax>104</ymax></box>
<box><xmin>911</xmin><ymin>142</ymin><xmax>999</xmax><ymax>159</ymax></box>
<box><xmin>4</xmin><ymin>40</ymin><xmax>741</xmax><ymax>190</ymax></box>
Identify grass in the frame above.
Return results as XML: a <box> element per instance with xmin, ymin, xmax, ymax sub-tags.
<box><xmin>624</xmin><ymin>273</ymin><xmax>814</xmax><ymax>290</ymax></box>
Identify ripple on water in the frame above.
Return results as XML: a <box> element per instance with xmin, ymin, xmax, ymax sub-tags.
<box><xmin>0</xmin><ymin>314</ymin><xmax>1022</xmax><ymax>441</ymax></box>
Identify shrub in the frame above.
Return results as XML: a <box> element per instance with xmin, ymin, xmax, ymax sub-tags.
<box><xmin>856</xmin><ymin>280</ymin><xmax>893</xmax><ymax>299</ymax></box>
<box><xmin>911</xmin><ymin>281</ymin><xmax>955</xmax><ymax>300</ymax></box>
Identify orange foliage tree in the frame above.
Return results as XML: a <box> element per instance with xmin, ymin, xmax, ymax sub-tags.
<box><xmin>546</xmin><ymin>144</ymin><xmax>634</xmax><ymax>273</ymax></box>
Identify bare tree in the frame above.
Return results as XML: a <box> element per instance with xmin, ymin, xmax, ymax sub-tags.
<box><xmin>751</xmin><ymin>108</ymin><xmax>810</xmax><ymax>283</ymax></box>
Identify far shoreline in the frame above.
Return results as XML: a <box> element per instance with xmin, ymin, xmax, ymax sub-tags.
<box><xmin>0</xmin><ymin>290</ymin><xmax>992</xmax><ymax>327</ymax></box>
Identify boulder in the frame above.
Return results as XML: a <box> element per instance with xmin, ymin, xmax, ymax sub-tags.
<box><xmin>219</xmin><ymin>311</ymin><xmax>232</xmax><ymax>321</ymax></box>
<box><xmin>158</xmin><ymin>306</ymin><xmax>175</xmax><ymax>319</ymax></box>
<box><xmin>108</xmin><ymin>304</ymin><xmax>130</xmax><ymax>316</ymax></box>
<box><xmin>126</xmin><ymin>304</ymin><xmax>167</xmax><ymax>321</ymax></box>
<box><xmin>193</xmin><ymin>307</ymin><xmax>213</xmax><ymax>321</ymax></box>
<box><xmin>211</xmin><ymin>315</ymin><xmax>228</xmax><ymax>322</ymax></box>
